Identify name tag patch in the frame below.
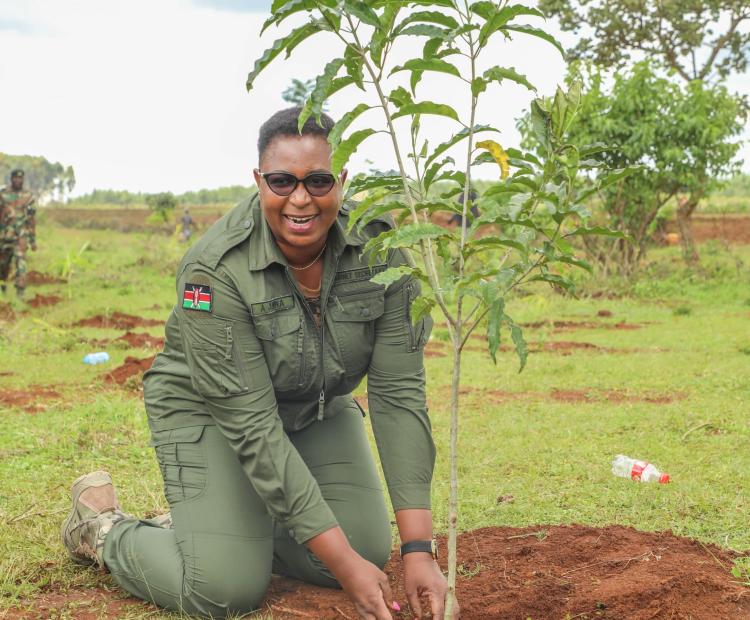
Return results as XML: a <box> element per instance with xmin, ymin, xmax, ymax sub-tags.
<box><xmin>251</xmin><ymin>295</ymin><xmax>295</xmax><ymax>316</ymax></box>
<box><xmin>183</xmin><ymin>283</ymin><xmax>212</xmax><ymax>312</ymax></box>
<box><xmin>334</xmin><ymin>264</ymin><xmax>388</xmax><ymax>285</ymax></box>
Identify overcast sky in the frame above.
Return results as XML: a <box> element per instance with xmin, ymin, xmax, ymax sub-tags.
<box><xmin>0</xmin><ymin>0</ymin><xmax>747</xmax><ymax>197</ymax></box>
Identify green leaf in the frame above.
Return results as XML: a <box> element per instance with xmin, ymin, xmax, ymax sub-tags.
<box><xmin>391</xmin><ymin>58</ymin><xmax>461</xmax><ymax>79</ymax></box>
<box><xmin>298</xmin><ymin>57</ymin><xmax>345</xmax><ymax>132</ymax></box>
<box><xmin>482</xmin><ymin>66</ymin><xmax>536</xmax><ymax>92</ymax></box>
<box><xmin>346</xmin><ymin>174</ymin><xmax>403</xmax><ymax>197</ymax></box>
<box><xmin>371</xmin><ymin>265</ymin><xmax>416</xmax><ymax>287</ymax></box>
<box><xmin>398</xmin><ymin>24</ymin><xmax>449</xmax><ymax>38</ymax></box>
<box><xmin>346</xmin><ymin>189</ymin><xmax>394</xmax><ymax>230</ymax></box>
<box><xmin>424</xmin><ymin>125</ymin><xmax>500</xmax><ymax>169</ymax></box>
<box><xmin>395</xmin><ymin>10</ymin><xmax>459</xmax><ymax>33</ymax></box>
<box><xmin>469</xmin><ymin>1</ymin><xmax>496</xmax><ymax>20</ymax></box>
<box><xmin>487</xmin><ymin>298</ymin><xmax>504</xmax><ymax>363</ymax></box>
<box><xmin>369</xmin><ymin>2</ymin><xmax>399</xmax><ymax>67</ymax></box>
<box><xmin>344</xmin><ymin>44</ymin><xmax>365</xmax><ymax>90</ymax></box>
<box><xmin>503</xmin><ymin>314</ymin><xmax>527</xmax><ymax>371</ymax></box>
<box><xmin>262</xmin><ymin>0</ymin><xmax>314</xmax><ymax>34</ymax></box>
<box><xmin>411</xmin><ymin>295</ymin><xmax>435</xmax><ymax>324</ymax></box>
<box><xmin>471</xmin><ymin>78</ymin><xmax>488</xmax><ymax>97</ymax></box>
<box><xmin>331</xmin><ymin>129</ymin><xmax>377</xmax><ymax>176</ymax></box>
<box><xmin>329</xmin><ymin>103</ymin><xmax>371</xmax><ymax>148</ymax></box>
<box><xmin>391</xmin><ymin>102</ymin><xmax>460</xmax><ymax>122</ymax></box>
<box><xmin>565</xmin><ymin>226</ymin><xmax>629</xmax><ymax>239</ymax></box>
<box><xmin>363</xmin><ymin>222</ymin><xmax>450</xmax><ymax>256</ymax></box>
<box><xmin>465</xmin><ymin>236</ymin><xmax>527</xmax><ymax>256</ymax></box>
<box><xmin>557</xmin><ymin>255</ymin><xmax>593</xmax><ymax>273</ymax></box>
<box><xmin>478</xmin><ymin>5</ymin><xmax>545</xmax><ymax>47</ymax></box>
<box><xmin>500</xmin><ymin>25</ymin><xmax>565</xmax><ymax>57</ymax></box>
<box><xmin>246</xmin><ymin>22</ymin><xmax>319</xmax><ymax>91</ymax></box>
<box><xmin>357</xmin><ymin>201</ymin><xmax>408</xmax><ymax>229</ymax></box>
<box><xmin>388</xmin><ymin>86</ymin><xmax>414</xmax><ymax>108</ymax></box>
<box><xmin>347</xmin><ymin>0</ymin><xmax>381</xmax><ymax>27</ymax></box>
<box><xmin>423</xmin><ymin>156</ymin><xmax>455</xmax><ymax>190</ymax></box>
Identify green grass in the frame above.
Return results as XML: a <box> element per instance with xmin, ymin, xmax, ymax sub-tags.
<box><xmin>1</xmin><ymin>224</ymin><xmax>749</xmax><ymax>617</ymax></box>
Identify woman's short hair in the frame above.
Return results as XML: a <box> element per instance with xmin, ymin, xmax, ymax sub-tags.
<box><xmin>258</xmin><ymin>106</ymin><xmax>336</xmax><ymax>160</ymax></box>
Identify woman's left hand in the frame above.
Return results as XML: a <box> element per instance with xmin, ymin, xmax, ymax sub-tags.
<box><xmin>403</xmin><ymin>553</ymin><xmax>457</xmax><ymax>618</ymax></box>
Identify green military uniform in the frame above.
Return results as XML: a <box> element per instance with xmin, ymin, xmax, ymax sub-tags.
<box><xmin>0</xmin><ymin>186</ymin><xmax>35</xmax><ymax>295</ymax></box>
<box><xmin>104</xmin><ymin>195</ymin><xmax>435</xmax><ymax>618</ymax></box>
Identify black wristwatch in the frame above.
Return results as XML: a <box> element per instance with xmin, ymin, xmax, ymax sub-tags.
<box><xmin>400</xmin><ymin>539</ymin><xmax>438</xmax><ymax>559</ymax></box>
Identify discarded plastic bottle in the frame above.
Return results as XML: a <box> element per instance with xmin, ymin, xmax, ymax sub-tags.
<box><xmin>612</xmin><ymin>454</ymin><xmax>670</xmax><ymax>483</ymax></box>
<box><xmin>83</xmin><ymin>352</ymin><xmax>110</xmax><ymax>365</ymax></box>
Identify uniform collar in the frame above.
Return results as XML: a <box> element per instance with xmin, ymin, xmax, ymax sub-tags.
<box><xmin>247</xmin><ymin>201</ymin><xmax>367</xmax><ymax>272</ymax></box>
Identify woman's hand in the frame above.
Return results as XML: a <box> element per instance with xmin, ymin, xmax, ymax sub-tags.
<box><xmin>335</xmin><ymin>553</ymin><xmax>394</xmax><ymax>620</ymax></box>
<box><xmin>403</xmin><ymin>553</ymin><xmax>458</xmax><ymax>619</ymax></box>
<box><xmin>307</xmin><ymin>527</ymin><xmax>393</xmax><ymax>620</ymax></box>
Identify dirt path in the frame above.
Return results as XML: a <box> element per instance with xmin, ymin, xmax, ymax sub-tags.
<box><xmin>5</xmin><ymin>525</ymin><xmax>748</xmax><ymax>619</ymax></box>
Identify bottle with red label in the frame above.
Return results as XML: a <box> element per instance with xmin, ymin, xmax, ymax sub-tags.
<box><xmin>612</xmin><ymin>454</ymin><xmax>670</xmax><ymax>483</ymax></box>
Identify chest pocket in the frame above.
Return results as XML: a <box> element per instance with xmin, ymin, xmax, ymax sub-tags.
<box><xmin>329</xmin><ymin>287</ymin><xmax>385</xmax><ymax>377</ymax></box>
<box><xmin>253</xmin><ymin>305</ymin><xmax>303</xmax><ymax>392</ymax></box>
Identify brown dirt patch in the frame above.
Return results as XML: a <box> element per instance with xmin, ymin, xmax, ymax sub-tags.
<box><xmin>27</xmin><ymin>294</ymin><xmax>62</xmax><ymax>308</ymax></box>
<box><xmin>521</xmin><ymin>319</ymin><xmax>644</xmax><ymax>332</ymax></box>
<box><xmin>25</xmin><ymin>270</ymin><xmax>65</xmax><ymax>285</ymax></box>
<box><xmin>0</xmin><ymin>301</ymin><xmax>15</xmax><ymax>321</ymax></box>
<box><xmin>450</xmin><ymin>386</ymin><xmax>683</xmax><ymax>406</ymax></box>
<box><xmin>597</xmin><ymin>309</ymin><xmax>613</xmax><ymax>317</ymax></box>
<box><xmin>104</xmin><ymin>355</ymin><xmax>156</xmax><ymax>387</ymax></box>
<box><xmin>116</xmin><ymin>331</ymin><xmax>164</xmax><ymax>349</ymax></box>
<box><xmin>73</xmin><ymin>312</ymin><xmax>162</xmax><ymax>330</ymax></box>
<box><xmin>664</xmin><ymin>214</ymin><xmax>750</xmax><ymax>244</ymax></box>
<box><xmin>0</xmin><ymin>385</ymin><xmax>61</xmax><ymax>413</ymax></box>
<box><xmin>9</xmin><ymin>525</ymin><xmax>747</xmax><ymax>619</ymax></box>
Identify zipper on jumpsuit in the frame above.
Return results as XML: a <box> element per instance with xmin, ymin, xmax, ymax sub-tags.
<box><xmin>284</xmin><ymin>254</ymin><xmax>340</xmax><ymax>422</ymax></box>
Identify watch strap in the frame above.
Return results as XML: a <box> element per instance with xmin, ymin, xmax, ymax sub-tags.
<box><xmin>400</xmin><ymin>539</ymin><xmax>437</xmax><ymax>559</ymax></box>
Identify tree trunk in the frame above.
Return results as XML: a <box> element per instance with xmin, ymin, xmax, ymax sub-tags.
<box><xmin>444</xmin><ymin>331</ymin><xmax>461</xmax><ymax>619</ymax></box>
<box><xmin>676</xmin><ymin>193</ymin><xmax>701</xmax><ymax>266</ymax></box>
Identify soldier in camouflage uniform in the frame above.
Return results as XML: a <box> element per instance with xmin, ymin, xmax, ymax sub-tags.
<box><xmin>0</xmin><ymin>169</ymin><xmax>37</xmax><ymax>299</ymax></box>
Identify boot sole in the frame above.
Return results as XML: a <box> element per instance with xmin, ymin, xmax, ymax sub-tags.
<box><xmin>60</xmin><ymin>471</ymin><xmax>114</xmax><ymax>566</ymax></box>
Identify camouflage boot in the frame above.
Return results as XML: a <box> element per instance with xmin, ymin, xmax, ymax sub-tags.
<box><xmin>61</xmin><ymin>471</ymin><xmax>130</xmax><ymax>568</ymax></box>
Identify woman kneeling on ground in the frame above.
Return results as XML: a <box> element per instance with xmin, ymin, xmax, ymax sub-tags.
<box><xmin>62</xmin><ymin>107</ymin><xmax>456</xmax><ymax>620</ymax></box>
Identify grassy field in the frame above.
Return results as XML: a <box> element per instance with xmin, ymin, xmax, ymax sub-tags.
<box><xmin>1</xmin><ymin>224</ymin><xmax>749</xmax><ymax>617</ymax></box>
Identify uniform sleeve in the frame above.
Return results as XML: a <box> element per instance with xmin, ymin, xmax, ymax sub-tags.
<box><xmin>175</xmin><ymin>262</ymin><xmax>338</xmax><ymax>544</ymax></box>
<box><xmin>367</xmin><ymin>250</ymin><xmax>436</xmax><ymax>511</ymax></box>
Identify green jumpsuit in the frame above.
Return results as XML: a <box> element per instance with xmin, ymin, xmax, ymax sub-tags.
<box><xmin>104</xmin><ymin>195</ymin><xmax>435</xmax><ymax>618</ymax></box>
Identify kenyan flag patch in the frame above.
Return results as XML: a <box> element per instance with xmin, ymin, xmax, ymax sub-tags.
<box><xmin>183</xmin><ymin>283</ymin><xmax>212</xmax><ymax>312</ymax></box>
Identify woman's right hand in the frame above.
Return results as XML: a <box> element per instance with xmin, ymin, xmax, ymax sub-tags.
<box><xmin>335</xmin><ymin>553</ymin><xmax>394</xmax><ymax>620</ymax></box>
<box><xmin>307</xmin><ymin>526</ymin><xmax>393</xmax><ymax>620</ymax></box>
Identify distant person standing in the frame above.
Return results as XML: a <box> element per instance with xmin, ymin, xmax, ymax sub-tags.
<box><xmin>449</xmin><ymin>186</ymin><xmax>479</xmax><ymax>227</ymax></box>
<box><xmin>180</xmin><ymin>208</ymin><xmax>194</xmax><ymax>242</ymax></box>
<box><xmin>0</xmin><ymin>169</ymin><xmax>36</xmax><ymax>299</ymax></box>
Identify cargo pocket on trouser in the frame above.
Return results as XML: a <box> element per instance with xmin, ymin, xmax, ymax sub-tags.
<box><xmin>150</xmin><ymin>426</ymin><xmax>207</xmax><ymax>505</ymax></box>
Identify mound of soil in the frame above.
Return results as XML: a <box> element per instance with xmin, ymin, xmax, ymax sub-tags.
<box><xmin>27</xmin><ymin>294</ymin><xmax>62</xmax><ymax>308</ymax></box>
<box><xmin>73</xmin><ymin>312</ymin><xmax>162</xmax><ymax>330</ymax></box>
<box><xmin>105</xmin><ymin>355</ymin><xmax>156</xmax><ymax>387</ymax></box>
<box><xmin>7</xmin><ymin>525</ymin><xmax>747</xmax><ymax>619</ymax></box>
<box><xmin>26</xmin><ymin>270</ymin><xmax>65</xmax><ymax>285</ymax></box>
<box><xmin>0</xmin><ymin>386</ymin><xmax>61</xmax><ymax>413</ymax></box>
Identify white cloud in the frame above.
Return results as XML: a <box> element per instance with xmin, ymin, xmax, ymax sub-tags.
<box><xmin>0</xmin><ymin>1</ymin><xmax>746</xmax><ymax>196</ymax></box>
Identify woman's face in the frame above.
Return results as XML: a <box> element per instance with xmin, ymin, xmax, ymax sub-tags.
<box><xmin>254</xmin><ymin>134</ymin><xmax>347</xmax><ymax>255</ymax></box>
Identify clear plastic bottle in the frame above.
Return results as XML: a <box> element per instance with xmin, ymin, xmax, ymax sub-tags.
<box><xmin>83</xmin><ymin>352</ymin><xmax>110</xmax><ymax>365</ymax></box>
<box><xmin>612</xmin><ymin>454</ymin><xmax>670</xmax><ymax>483</ymax></box>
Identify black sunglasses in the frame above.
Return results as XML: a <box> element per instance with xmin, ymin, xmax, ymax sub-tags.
<box><xmin>259</xmin><ymin>171</ymin><xmax>337</xmax><ymax>197</ymax></box>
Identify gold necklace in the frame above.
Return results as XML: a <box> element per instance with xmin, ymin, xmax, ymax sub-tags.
<box><xmin>288</xmin><ymin>244</ymin><xmax>326</xmax><ymax>271</ymax></box>
<box><xmin>298</xmin><ymin>279</ymin><xmax>322</xmax><ymax>295</ymax></box>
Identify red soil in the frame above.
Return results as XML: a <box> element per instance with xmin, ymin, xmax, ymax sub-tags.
<box><xmin>6</xmin><ymin>525</ymin><xmax>749</xmax><ymax>619</ymax></box>
<box><xmin>105</xmin><ymin>355</ymin><xmax>156</xmax><ymax>387</ymax></box>
<box><xmin>73</xmin><ymin>312</ymin><xmax>162</xmax><ymax>330</ymax></box>
<box><xmin>26</xmin><ymin>270</ymin><xmax>65</xmax><ymax>285</ymax></box>
<box><xmin>27</xmin><ymin>294</ymin><xmax>62</xmax><ymax>308</ymax></box>
<box><xmin>0</xmin><ymin>301</ymin><xmax>15</xmax><ymax>321</ymax></box>
<box><xmin>521</xmin><ymin>319</ymin><xmax>644</xmax><ymax>331</ymax></box>
<box><xmin>0</xmin><ymin>386</ymin><xmax>61</xmax><ymax>413</ymax></box>
<box><xmin>115</xmin><ymin>331</ymin><xmax>164</xmax><ymax>349</ymax></box>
